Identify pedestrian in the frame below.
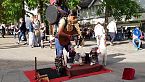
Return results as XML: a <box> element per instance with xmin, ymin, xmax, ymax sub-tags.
<box><xmin>132</xmin><ymin>27</ymin><xmax>142</xmax><ymax>50</ymax></box>
<box><xmin>13</xmin><ymin>25</ymin><xmax>17</xmax><ymax>39</ymax></box>
<box><xmin>28</xmin><ymin>16</ymin><xmax>35</xmax><ymax>48</ymax></box>
<box><xmin>33</xmin><ymin>15</ymin><xmax>41</xmax><ymax>47</ymax></box>
<box><xmin>1</xmin><ymin>24</ymin><xmax>5</xmax><ymax>38</ymax></box>
<box><xmin>74</xmin><ymin>35</ymin><xmax>83</xmax><ymax>48</ymax></box>
<box><xmin>40</xmin><ymin>23</ymin><xmax>46</xmax><ymax>48</ymax></box>
<box><xmin>17</xmin><ymin>18</ymin><xmax>27</xmax><ymax>44</ymax></box>
<box><xmin>107</xmin><ymin>20</ymin><xmax>117</xmax><ymax>45</ymax></box>
<box><xmin>73</xmin><ymin>23</ymin><xmax>82</xmax><ymax>48</ymax></box>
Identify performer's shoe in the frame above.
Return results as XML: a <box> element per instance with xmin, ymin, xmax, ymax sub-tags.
<box><xmin>16</xmin><ymin>41</ymin><xmax>20</xmax><ymax>44</ymax></box>
<box><xmin>90</xmin><ymin>62</ymin><xmax>95</xmax><ymax>65</ymax></box>
<box><xmin>66</xmin><ymin>64</ymin><xmax>71</xmax><ymax>69</ymax></box>
<box><xmin>74</xmin><ymin>46</ymin><xmax>78</xmax><ymax>48</ymax></box>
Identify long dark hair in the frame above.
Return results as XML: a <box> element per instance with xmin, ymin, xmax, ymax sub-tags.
<box><xmin>69</xmin><ymin>9</ymin><xmax>77</xmax><ymax>16</ymax></box>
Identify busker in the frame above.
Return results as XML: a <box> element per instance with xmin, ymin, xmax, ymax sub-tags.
<box><xmin>54</xmin><ymin>10</ymin><xmax>81</xmax><ymax>70</ymax></box>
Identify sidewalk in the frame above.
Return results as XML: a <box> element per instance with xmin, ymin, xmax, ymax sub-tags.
<box><xmin>0</xmin><ymin>36</ymin><xmax>145</xmax><ymax>82</ymax></box>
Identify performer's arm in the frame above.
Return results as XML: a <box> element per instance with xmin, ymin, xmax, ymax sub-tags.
<box><xmin>58</xmin><ymin>18</ymin><xmax>71</xmax><ymax>38</ymax></box>
<box><xmin>74</xmin><ymin>23</ymin><xmax>81</xmax><ymax>36</ymax></box>
<box><xmin>58</xmin><ymin>25</ymin><xmax>70</xmax><ymax>37</ymax></box>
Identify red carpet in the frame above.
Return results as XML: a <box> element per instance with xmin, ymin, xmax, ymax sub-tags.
<box><xmin>24</xmin><ymin>65</ymin><xmax>112</xmax><ymax>82</ymax></box>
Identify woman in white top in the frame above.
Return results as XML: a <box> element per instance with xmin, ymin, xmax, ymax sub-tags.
<box><xmin>94</xmin><ymin>22</ymin><xmax>105</xmax><ymax>47</ymax></box>
<box><xmin>94</xmin><ymin>22</ymin><xmax>107</xmax><ymax>66</ymax></box>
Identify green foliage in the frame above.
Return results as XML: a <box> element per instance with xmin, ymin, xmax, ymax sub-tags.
<box><xmin>26</xmin><ymin>0</ymin><xmax>38</xmax><ymax>10</ymax></box>
<box><xmin>1</xmin><ymin>0</ymin><xmax>22</xmax><ymax>24</ymax></box>
<box><xmin>0</xmin><ymin>0</ymin><xmax>48</xmax><ymax>24</ymax></box>
<box><xmin>66</xmin><ymin>0</ymin><xmax>80</xmax><ymax>9</ymax></box>
<box><xmin>0</xmin><ymin>0</ymin><xmax>81</xmax><ymax>24</ymax></box>
<box><xmin>0</xmin><ymin>1</ymin><xmax>5</xmax><ymax>23</ymax></box>
<box><xmin>97</xmin><ymin>0</ymin><xmax>141</xmax><ymax>21</ymax></box>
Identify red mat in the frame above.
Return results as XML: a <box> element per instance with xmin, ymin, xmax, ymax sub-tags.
<box><xmin>24</xmin><ymin>67</ymin><xmax>112</xmax><ymax>82</ymax></box>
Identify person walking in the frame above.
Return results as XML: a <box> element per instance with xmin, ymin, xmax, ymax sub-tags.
<box><xmin>40</xmin><ymin>23</ymin><xmax>46</xmax><ymax>48</ymax></box>
<box><xmin>17</xmin><ymin>18</ymin><xmax>27</xmax><ymax>44</ymax></box>
<box><xmin>13</xmin><ymin>25</ymin><xmax>17</xmax><ymax>39</ymax></box>
<box><xmin>107</xmin><ymin>20</ymin><xmax>117</xmax><ymax>45</ymax></box>
<box><xmin>1</xmin><ymin>24</ymin><xmax>5</xmax><ymax>38</ymax></box>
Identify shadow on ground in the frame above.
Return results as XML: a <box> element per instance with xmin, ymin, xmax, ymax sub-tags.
<box><xmin>0</xmin><ymin>44</ymin><xmax>27</xmax><ymax>49</ymax></box>
<box><xmin>141</xmin><ymin>43</ymin><xmax>145</xmax><ymax>49</ymax></box>
<box><xmin>0</xmin><ymin>53</ymin><xmax>145</xmax><ymax>82</ymax></box>
<box><xmin>0</xmin><ymin>58</ymin><xmax>54</xmax><ymax>70</ymax></box>
<box><xmin>107</xmin><ymin>53</ymin><xmax>126</xmax><ymax>65</ymax></box>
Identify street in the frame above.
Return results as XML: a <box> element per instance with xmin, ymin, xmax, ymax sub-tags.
<box><xmin>0</xmin><ymin>35</ymin><xmax>145</xmax><ymax>82</ymax></box>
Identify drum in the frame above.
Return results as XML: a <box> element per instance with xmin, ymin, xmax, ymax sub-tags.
<box><xmin>45</xmin><ymin>5</ymin><xmax>59</xmax><ymax>24</ymax></box>
<box><xmin>45</xmin><ymin>4</ymin><xmax>68</xmax><ymax>25</ymax></box>
<box><xmin>90</xmin><ymin>48</ymin><xmax>98</xmax><ymax>64</ymax></box>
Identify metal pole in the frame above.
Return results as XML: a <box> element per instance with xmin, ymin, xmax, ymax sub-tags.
<box><xmin>35</xmin><ymin>57</ymin><xmax>37</xmax><ymax>80</ymax></box>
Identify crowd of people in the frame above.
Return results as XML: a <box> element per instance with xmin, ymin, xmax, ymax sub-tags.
<box><xmin>0</xmin><ymin>15</ymin><xmax>46</xmax><ymax>48</ymax></box>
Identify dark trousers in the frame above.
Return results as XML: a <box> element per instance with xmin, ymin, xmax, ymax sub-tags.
<box><xmin>18</xmin><ymin>32</ymin><xmax>27</xmax><ymax>42</ymax></box>
<box><xmin>1</xmin><ymin>33</ymin><xmax>5</xmax><ymax>38</ymax></box>
<box><xmin>108</xmin><ymin>32</ymin><xmax>116</xmax><ymax>43</ymax></box>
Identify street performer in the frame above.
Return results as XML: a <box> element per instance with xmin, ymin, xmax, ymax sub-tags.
<box><xmin>54</xmin><ymin>10</ymin><xmax>81</xmax><ymax>71</ymax></box>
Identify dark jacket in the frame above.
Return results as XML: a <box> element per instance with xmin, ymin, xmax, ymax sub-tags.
<box><xmin>1</xmin><ymin>26</ymin><xmax>5</xmax><ymax>34</ymax></box>
<box><xmin>29</xmin><ymin>22</ymin><xmax>34</xmax><ymax>32</ymax></box>
<box><xmin>19</xmin><ymin>22</ymin><xmax>26</xmax><ymax>33</ymax></box>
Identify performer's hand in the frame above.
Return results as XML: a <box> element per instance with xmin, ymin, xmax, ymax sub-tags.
<box><xmin>78</xmin><ymin>35</ymin><xmax>81</xmax><ymax>39</ymax></box>
<box><xmin>68</xmin><ymin>35</ymin><xmax>72</xmax><ymax>40</ymax></box>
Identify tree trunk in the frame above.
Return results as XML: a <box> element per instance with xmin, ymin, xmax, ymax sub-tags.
<box><xmin>22</xmin><ymin>1</ymin><xmax>25</xmax><ymax>22</ymax></box>
<box><xmin>104</xmin><ymin>6</ymin><xmax>109</xmax><ymax>44</ymax></box>
<box><xmin>104</xmin><ymin>7</ymin><xmax>109</xmax><ymax>33</ymax></box>
<box><xmin>38</xmin><ymin>0</ymin><xmax>43</xmax><ymax>23</ymax></box>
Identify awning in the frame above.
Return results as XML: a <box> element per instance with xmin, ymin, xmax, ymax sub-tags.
<box><xmin>117</xmin><ymin>23</ymin><xmax>141</xmax><ymax>28</ymax></box>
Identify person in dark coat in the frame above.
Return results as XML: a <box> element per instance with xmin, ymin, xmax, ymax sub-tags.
<box><xmin>17</xmin><ymin>18</ymin><xmax>27</xmax><ymax>44</ymax></box>
<box><xmin>1</xmin><ymin>24</ymin><xmax>5</xmax><ymax>38</ymax></box>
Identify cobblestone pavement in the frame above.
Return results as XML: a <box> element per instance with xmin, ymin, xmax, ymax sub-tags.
<box><xmin>0</xmin><ymin>35</ymin><xmax>145</xmax><ymax>82</ymax></box>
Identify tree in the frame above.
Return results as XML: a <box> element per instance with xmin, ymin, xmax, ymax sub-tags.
<box><xmin>97</xmin><ymin>0</ymin><xmax>141</xmax><ymax>29</ymax></box>
<box><xmin>1</xmin><ymin>0</ymin><xmax>49</xmax><ymax>24</ymax></box>
<box><xmin>1</xmin><ymin>0</ymin><xmax>22</xmax><ymax>24</ymax></box>
<box><xmin>0</xmin><ymin>0</ymin><xmax>5</xmax><ymax>23</ymax></box>
<box><xmin>1</xmin><ymin>0</ymin><xmax>80</xmax><ymax>24</ymax></box>
<box><xmin>26</xmin><ymin>0</ymin><xmax>50</xmax><ymax>22</ymax></box>
<box><xmin>66</xmin><ymin>0</ymin><xmax>80</xmax><ymax>9</ymax></box>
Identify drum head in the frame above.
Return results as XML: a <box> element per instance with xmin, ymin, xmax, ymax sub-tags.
<box><xmin>46</xmin><ymin>5</ymin><xmax>58</xmax><ymax>24</ymax></box>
